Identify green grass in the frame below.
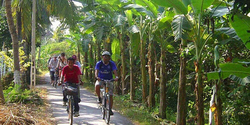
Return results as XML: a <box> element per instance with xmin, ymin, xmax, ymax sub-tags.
<box><xmin>83</xmin><ymin>80</ymin><xmax>162</xmax><ymax>125</ymax></box>
<box><xmin>113</xmin><ymin>95</ymin><xmax>161</xmax><ymax>125</ymax></box>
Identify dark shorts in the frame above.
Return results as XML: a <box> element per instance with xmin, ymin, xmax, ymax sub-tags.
<box><xmin>50</xmin><ymin>71</ymin><xmax>55</xmax><ymax>80</ymax></box>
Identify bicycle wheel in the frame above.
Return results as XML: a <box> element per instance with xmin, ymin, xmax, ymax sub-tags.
<box><xmin>68</xmin><ymin>97</ymin><xmax>74</xmax><ymax>125</ymax></box>
<box><xmin>105</xmin><ymin>95</ymin><xmax>111</xmax><ymax>124</ymax></box>
<box><xmin>102</xmin><ymin>97</ymin><xmax>106</xmax><ymax>120</ymax></box>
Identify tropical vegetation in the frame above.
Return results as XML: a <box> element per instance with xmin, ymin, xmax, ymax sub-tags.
<box><xmin>0</xmin><ymin>0</ymin><xmax>250</xmax><ymax>124</ymax></box>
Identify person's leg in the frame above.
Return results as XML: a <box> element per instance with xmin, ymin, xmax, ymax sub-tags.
<box><xmin>95</xmin><ymin>80</ymin><xmax>102</xmax><ymax>103</ymax></box>
<box><xmin>74</xmin><ymin>89</ymin><xmax>80</xmax><ymax>117</ymax></box>
<box><xmin>110</xmin><ymin>95</ymin><xmax>113</xmax><ymax>109</ymax></box>
<box><xmin>62</xmin><ymin>83</ymin><xmax>68</xmax><ymax>105</ymax></box>
<box><xmin>74</xmin><ymin>95</ymin><xmax>79</xmax><ymax>112</ymax></box>
<box><xmin>51</xmin><ymin>71</ymin><xmax>55</xmax><ymax>84</ymax></box>
<box><xmin>50</xmin><ymin>71</ymin><xmax>53</xmax><ymax>83</ymax></box>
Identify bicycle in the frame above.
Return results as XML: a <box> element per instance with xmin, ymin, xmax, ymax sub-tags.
<box><xmin>100</xmin><ymin>79</ymin><xmax>114</xmax><ymax>124</ymax></box>
<box><xmin>53</xmin><ymin>69</ymin><xmax>59</xmax><ymax>88</ymax></box>
<box><xmin>63</xmin><ymin>83</ymin><xmax>78</xmax><ymax>125</ymax></box>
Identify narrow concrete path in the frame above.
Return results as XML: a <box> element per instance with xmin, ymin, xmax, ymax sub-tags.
<box><xmin>37</xmin><ymin>73</ymin><xmax>134</xmax><ymax>125</ymax></box>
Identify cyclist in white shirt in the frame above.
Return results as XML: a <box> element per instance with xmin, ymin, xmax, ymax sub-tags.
<box><xmin>57</xmin><ymin>52</ymin><xmax>67</xmax><ymax>79</ymax></box>
<box><xmin>49</xmin><ymin>55</ymin><xmax>58</xmax><ymax>84</ymax></box>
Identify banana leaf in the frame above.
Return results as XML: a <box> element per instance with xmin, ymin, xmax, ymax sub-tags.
<box><xmin>207</xmin><ymin>63</ymin><xmax>250</xmax><ymax>81</ymax></box>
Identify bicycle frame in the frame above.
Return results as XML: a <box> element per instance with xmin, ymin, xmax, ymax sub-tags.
<box><xmin>63</xmin><ymin>83</ymin><xmax>77</xmax><ymax>125</ymax></box>
<box><xmin>100</xmin><ymin>79</ymin><xmax>114</xmax><ymax>124</ymax></box>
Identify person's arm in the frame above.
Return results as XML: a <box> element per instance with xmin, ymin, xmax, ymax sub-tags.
<box><xmin>113</xmin><ymin>70</ymin><xmax>119</xmax><ymax>81</ymax></box>
<box><xmin>95</xmin><ymin>70</ymin><xmax>101</xmax><ymax>81</ymax></box>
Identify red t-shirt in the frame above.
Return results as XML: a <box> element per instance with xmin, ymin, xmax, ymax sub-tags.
<box><xmin>62</xmin><ymin>65</ymin><xmax>82</xmax><ymax>83</ymax></box>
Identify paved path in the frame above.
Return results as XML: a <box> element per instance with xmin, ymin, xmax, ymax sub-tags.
<box><xmin>37</xmin><ymin>73</ymin><xmax>134</xmax><ymax>125</ymax></box>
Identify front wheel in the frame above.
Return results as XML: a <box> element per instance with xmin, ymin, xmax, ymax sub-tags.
<box><xmin>102</xmin><ymin>97</ymin><xmax>106</xmax><ymax>120</ymax></box>
<box><xmin>68</xmin><ymin>97</ymin><xmax>73</xmax><ymax>125</ymax></box>
<box><xmin>105</xmin><ymin>95</ymin><xmax>111</xmax><ymax>124</ymax></box>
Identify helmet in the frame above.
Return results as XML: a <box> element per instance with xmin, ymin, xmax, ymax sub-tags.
<box><xmin>102</xmin><ymin>51</ymin><xmax>111</xmax><ymax>56</ymax></box>
<box><xmin>72</xmin><ymin>55</ymin><xmax>77</xmax><ymax>60</ymax></box>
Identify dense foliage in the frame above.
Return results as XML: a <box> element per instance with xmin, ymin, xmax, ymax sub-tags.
<box><xmin>1</xmin><ymin>0</ymin><xmax>250</xmax><ymax>124</ymax></box>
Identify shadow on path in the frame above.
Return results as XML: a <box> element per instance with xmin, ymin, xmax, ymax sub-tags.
<box><xmin>37</xmin><ymin>73</ymin><xmax>134</xmax><ymax>125</ymax></box>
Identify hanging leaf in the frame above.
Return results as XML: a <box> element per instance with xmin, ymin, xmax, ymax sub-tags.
<box><xmin>136</xmin><ymin>0</ymin><xmax>158</xmax><ymax>17</ymax></box>
<box><xmin>214</xmin><ymin>45</ymin><xmax>219</xmax><ymax>68</ymax></box>
<box><xmin>128</xmin><ymin>25</ymin><xmax>140</xmax><ymax>34</ymax></box>
<box><xmin>94</xmin><ymin>26</ymin><xmax>104</xmax><ymax>41</ymax></box>
<box><xmin>125</xmin><ymin>10</ymin><xmax>133</xmax><ymax>26</ymax></box>
<box><xmin>207</xmin><ymin>63</ymin><xmax>250</xmax><ymax>81</ymax></box>
<box><xmin>114</xmin><ymin>14</ymin><xmax>126</xmax><ymax>27</ymax></box>
<box><xmin>123</xmin><ymin>4</ymin><xmax>155</xmax><ymax>18</ymax></box>
<box><xmin>191</xmin><ymin>0</ymin><xmax>215</xmax><ymax>14</ymax></box>
<box><xmin>215</xmin><ymin>27</ymin><xmax>241</xmax><ymax>41</ymax></box>
<box><xmin>229</xmin><ymin>13</ymin><xmax>250</xmax><ymax>49</ymax></box>
<box><xmin>111</xmin><ymin>38</ymin><xmax>120</xmax><ymax>62</ymax></box>
<box><xmin>172</xmin><ymin>15</ymin><xmax>192</xmax><ymax>41</ymax></box>
<box><xmin>151</xmin><ymin>0</ymin><xmax>187</xmax><ymax>14</ymax></box>
<box><xmin>211</xmin><ymin>7</ymin><xmax>229</xmax><ymax>17</ymax></box>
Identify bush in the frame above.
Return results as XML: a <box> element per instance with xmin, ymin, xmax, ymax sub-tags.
<box><xmin>1</xmin><ymin>72</ymin><xmax>14</xmax><ymax>90</ymax></box>
<box><xmin>3</xmin><ymin>85</ymin><xmax>43</xmax><ymax>105</ymax></box>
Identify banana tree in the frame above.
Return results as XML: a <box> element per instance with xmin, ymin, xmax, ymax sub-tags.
<box><xmin>153</xmin><ymin>10</ymin><xmax>175</xmax><ymax>118</ymax></box>
<box><xmin>153</xmin><ymin>0</ymin><xmax>215</xmax><ymax>124</ymax></box>
<box><xmin>172</xmin><ymin>14</ymin><xmax>192</xmax><ymax>124</ymax></box>
<box><xmin>125</xmin><ymin>10</ymin><xmax>135</xmax><ymax>100</ymax></box>
<box><xmin>124</xmin><ymin>1</ymin><xmax>156</xmax><ymax>103</ymax></box>
<box><xmin>114</xmin><ymin>14</ymin><xmax>127</xmax><ymax>95</ymax></box>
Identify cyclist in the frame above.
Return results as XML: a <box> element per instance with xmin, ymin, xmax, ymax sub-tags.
<box><xmin>72</xmin><ymin>55</ymin><xmax>81</xmax><ymax>70</ymax></box>
<box><xmin>95</xmin><ymin>51</ymin><xmax>119</xmax><ymax>115</ymax></box>
<box><xmin>72</xmin><ymin>55</ymin><xmax>83</xmax><ymax>86</ymax></box>
<box><xmin>48</xmin><ymin>55</ymin><xmax>58</xmax><ymax>85</ymax></box>
<box><xmin>57</xmin><ymin>52</ymin><xmax>67</xmax><ymax>79</ymax></box>
<box><xmin>59</xmin><ymin>57</ymin><xmax>82</xmax><ymax>117</ymax></box>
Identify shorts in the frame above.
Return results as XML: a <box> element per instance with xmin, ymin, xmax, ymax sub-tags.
<box><xmin>50</xmin><ymin>71</ymin><xmax>55</xmax><ymax>80</ymax></box>
<box><xmin>95</xmin><ymin>80</ymin><xmax>114</xmax><ymax>95</ymax></box>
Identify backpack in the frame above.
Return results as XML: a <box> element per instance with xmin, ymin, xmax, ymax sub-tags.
<box><xmin>99</xmin><ymin>61</ymin><xmax>112</xmax><ymax>71</ymax></box>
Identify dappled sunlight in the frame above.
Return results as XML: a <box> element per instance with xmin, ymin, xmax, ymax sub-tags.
<box><xmin>34</xmin><ymin>72</ymin><xmax>134</xmax><ymax>125</ymax></box>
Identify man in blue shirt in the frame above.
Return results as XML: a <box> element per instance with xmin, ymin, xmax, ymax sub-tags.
<box><xmin>95</xmin><ymin>51</ymin><xmax>119</xmax><ymax>115</ymax></box>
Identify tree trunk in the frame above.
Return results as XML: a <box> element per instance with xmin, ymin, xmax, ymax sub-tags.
<box><xmin>196</xmin><ymin>59</ymin><xmax>204</xmax><ymax>125</ymax></box>
<box><xmin>16</xmin><ymin>8</ymin><xmax>22</xmax><ymax>42</ymax></box>
<box><xmin>77</xmin><ymin>45</ymin><xmax>81</xmax><ymax>63</ymax></box>
<box><xmin>0</xmin><ymin>75</ymin><xmax>5</xmax><ymax>104</ymax></box>
<box><xmin>140</xmin><ymin>38</ymin><xmax>147</xmax><ymax>103</ymax></box>
<box><xmin>148</xmin><ymin>40</ymin><xmax>155</xmax><ymax>109</ymax></box>
<box><xmin>177</xmin><ymin>40</ymin><xmax>187</xmax><ymax>125</ymax></box>
<box><xmin>159</xmin><ymin>41</ymin><xmax>166</xmax><ymax>119</ymax></box>
<box><xmin>89</xmin><ymin>43</ymin><xmax>93</xmax><ymax>81</ymax></box>
<box><xmin>84</xmin><ymin>52</ymin><xmax>88</xmax><ymax>79</ymax></box>
<box><xmin>97</xmin><ymin>42</ymin><xmax>101</xmax><ymax>61</ymax></box>
<box><xmin>129</xmin><ymin>34</ymin><xmax>134</xmax><ymax>101</ymax></box>
<box><xmin>119</xmin><ymin>32</ymin><xmax>125</xmax><ymax>95</ymax></box>
<box><xmin>5</xmin><ymin>0</ymin><xmax>21</xmax><ymax>85</ymax></box>
<box><xmin>216</xmin><ymin>82</ymin><xmax>222</xmax><ymax>125</ymax></box>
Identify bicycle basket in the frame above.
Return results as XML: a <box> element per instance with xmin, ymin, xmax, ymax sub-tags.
<box><xmin>64</xmin><ymin>86</ymin><xmax>78</xmax><ymax>96</ymax></box>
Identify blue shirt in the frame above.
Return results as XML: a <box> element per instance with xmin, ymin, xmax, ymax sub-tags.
<box><xmin>95</xmin><ymin>60</ymin><xmax>117</xmax><ymax>80</ymax></box>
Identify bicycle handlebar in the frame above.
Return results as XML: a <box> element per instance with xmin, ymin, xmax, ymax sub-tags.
<box><xmin>100</xmin><ymin>79</ymin><xmax>114</xmax><ymax>82</ymax></box>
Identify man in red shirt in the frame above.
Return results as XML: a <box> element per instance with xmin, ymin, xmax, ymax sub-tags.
<box><xmin>59</xmin><ymin>57</ymin><xmax>82</xmax><ymax>117</ymax></box>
